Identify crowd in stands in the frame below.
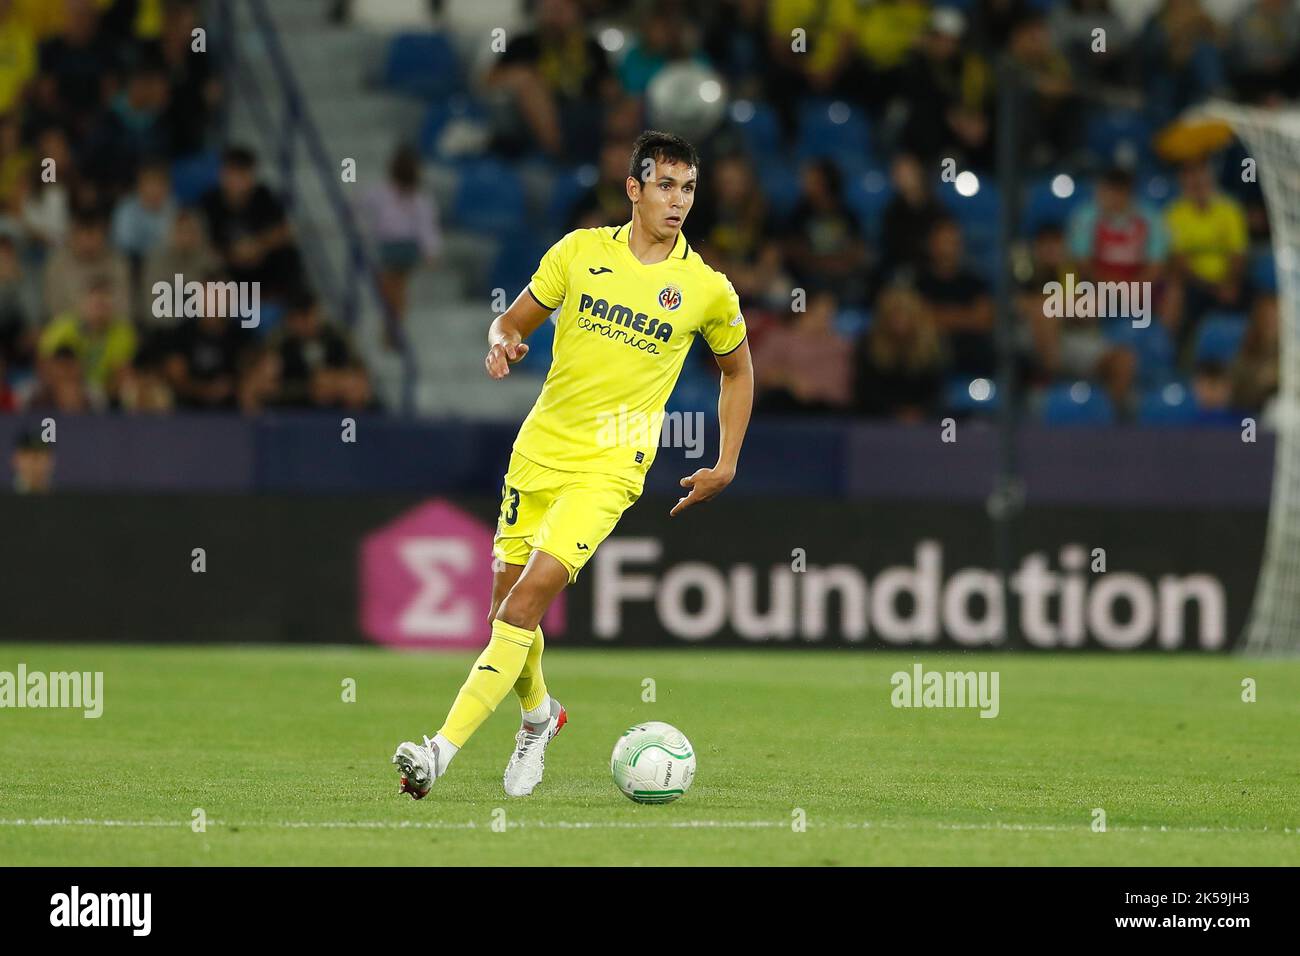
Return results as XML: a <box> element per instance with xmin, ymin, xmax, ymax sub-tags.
<box><xmin>453</xmin><ymin>0</ymin><xmax>1296</xmax><ymax>425</ymax></box>
<box><xmin>0</xmin><ymin>0</ymin><xmax>372</xmax><ymax>416</ymax></box>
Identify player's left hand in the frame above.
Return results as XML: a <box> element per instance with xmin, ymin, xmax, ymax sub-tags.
<box><xmin>670</xmin><ymin>466</ymin><xmax>734</xmax><ymax>517</ymax></box>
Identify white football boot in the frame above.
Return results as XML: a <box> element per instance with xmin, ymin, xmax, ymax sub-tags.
<box><xmin>392</xmin><ymin>736</ymin><xmax>443</xmax><ymax>800</ymax></box>
<box><xmin>502</xmin><ymin>698</ymin><xmax>568</xmax><ymax>797</ymax></box>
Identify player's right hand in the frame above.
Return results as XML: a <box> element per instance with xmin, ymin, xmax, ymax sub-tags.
<box><xmin>485</xmin><ymin>341</ymin><xmax>529</xmax><ymax>379</ymax></box>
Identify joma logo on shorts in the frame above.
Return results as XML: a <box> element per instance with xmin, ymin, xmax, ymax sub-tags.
<box><xmin>577</xmin><ymin>294</ymin><xmax>674</xmax><ymax>342</ymax></box>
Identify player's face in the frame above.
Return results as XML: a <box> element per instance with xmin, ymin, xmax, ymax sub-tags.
<box><xmin>630</xmin><ymin>160</ymin><xmax>696</xmax><ymax>238</ymax></box>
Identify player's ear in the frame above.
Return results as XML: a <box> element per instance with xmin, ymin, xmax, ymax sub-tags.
<box><xmin>625</xmin><ymin>176</ymin><xmax>640</xmax><ymax>203</ymax></box>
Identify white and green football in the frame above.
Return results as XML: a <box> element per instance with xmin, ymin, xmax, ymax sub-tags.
<box><xmin>610</xmin><ymin>721</ymin><xmax>696</xmax><ymax>804</ymax></box>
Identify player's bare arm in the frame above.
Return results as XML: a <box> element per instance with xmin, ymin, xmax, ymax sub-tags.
<box><xmin>672</xmin><ymin>338</ymin><xmax>753</xmax><ymax>517</ymax></box>
<box><xmin>484</xmin><ymin>287</ymin><xmax>554</xmax><ymax>379</ymax></box>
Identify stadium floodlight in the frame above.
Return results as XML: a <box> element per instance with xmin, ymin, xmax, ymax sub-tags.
<box><xmin>1195</xmin><ymin>101</ymin><xmax>1300</xmax><ymax>656</ymax></box>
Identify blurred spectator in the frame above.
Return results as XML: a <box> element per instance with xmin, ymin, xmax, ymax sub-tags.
<box><xmin>1136</xmin><ymin>0</ymin><xmax>1226</xmax><ymax>126</ymax></box>
<box><xmin>0</xmin><ymin>0</ymin><xmax>37</xmax><ymax>117</ymax></box>
<box><xmin>569</xmin><ymin>140</ymin><xmax>635</xmax><ymax>230</ymax></box>
<box><xmin>1021</xmin><ymin>223</ymin><xmax>1137</xmax><ymax>409</ymax></box>
<box><xmin>752</xmin><ymin>291</ymin><xmax>852</xmax><ymax>414</ymax></box>
<box><xmin>1067</xmin><ymin>166</ymin><xmax>1168</xmax><ymax>308</ymax></box>
<box><xmin>916</xmin><ymin>218</ymin><xmax>995</xmax><ymax>377</ymax></box>
<box><xmin>37</xmin><ymin>275</ymin><xmax>136</xmax><ymax>408</ymax></box>
<box><xmin>270</xmin><ymin>291</ymin><xmax>372</xmax><ymax>410</ymax></box>
<box><xmin>1191</xmin><ymin>359</ymin><xmax>1238</xmax><ymax>423</ymax></box>
<box><xmin>618</xmin><ymin>5</ymin><xmax>706</xmax><ymax>95</ymax></box>
<box><xmin>854</xmin><ymin>284</ymin><xmax>945</xmax><ymax>421</ymax></box>
<box><xmin>163</xmin><ymin>279</ymin><xmax>252</xmax><ymax>411</ymax></box>
<box><xmin>138</xmin><ymin>206</ymin><xmax>221</xmax><ymax>328</ymax></box>
<box><xmin>898</xmin><ymin>8</ymin><xmax>994</xmax><ymax>171</ymax></box>
<box><xmin>200</xmin><ymin>146</ymin><xmax>302</xmax><ymax>301</ymax></box>
<box><xmin>111</xmin><ymin>159</ymin><xmax>176</xmax><ymax>261</ymax></box>
<box><xmin>1165</xmin><ymin>158</ymin><xmax>1249</xmax><ymax>336</ymax></box>
<box><xmin>361</xmin><ymin>144</ymin><xmax>441</xmax><ymax>337</ymax></box>
<box><xmin>10</xmin><ymin>426</ymin><xmax>52</xmax><ymax>493</ymax></box>
<box><xmin>0</xmin><ymin>233</ymin><xmax>35</xmax><ymax>374</ymax></box>
<box><xmin>33</xmin><ymin>0</ymin><xmax>120</xmax><ymax>136</ymax></box>
<box><xmin>1007</xmin><ymin>13</ymin><xmax>1078</xmax><ymax>170</ymax></box>
<box><xmin>486</xmin><ymin>0</ymin><xmax>613</xmax><ymax>161</ymax></box>
<box><xmin>879</xmin><ymin>152</ymin><xmax>945</xmax><ymax>280</ymax></box>
<box><xmin>1228</xmin><ymin>0</ymin><xmax>1300</xmax><ymax>104</ymax></box>
<box><xmin>689</xmin><ymin>153</ymin><xmax>785</xmax><ymax>304</ymax></box>
<box><xmin>81</xmin><ymin>57</ymin><xmax>171</xmax><ymax>196</ymax></box>
<box><xmin>701</xmin><ymin>0</ymin><xmax>768</xmax><ymax>98</ymax></box>
<box><xmin>1049</xmin><ymin>0</ymin><xmax>1133</xmax><ymax>90</ymax></box>
<box><xmin>832</xmin><ymin>0</ymin><xmax>932</xmax><ymax>113</ymax></box>
<box><xmin>153</xmin><ymin>0</ymin><xmax>222</xmax><ymax>156</ymax></box>
<box><xmin>27</xmin><ymin>344</ymin><xmax>87</xmax><ymax>411</ymax></box>
<box><xmin>1231</xmin><ymin>293</ymin><xmax>1279</xmax><ymax>412</ymax></box>
<box><xmin>43</xmin><ymin>209</ymin><xmax>132</xmax><ymax>319</ymax></box>
<box><xmin>781</xmin><ymin>159</ymin><xmax>870</xmax><ymax>306</ymax></box>
<box><xmin>15</xmin><ymin>124</ymin><xmax>76</xmax><ymax>252</ymax></box>
<box><xmin>0</xmin><ymin>111</ymin><xmax>32</xmax><ymax>220</ymax></box>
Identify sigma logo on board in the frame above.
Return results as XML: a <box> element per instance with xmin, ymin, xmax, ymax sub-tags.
<box><xmin>590</xmin><ymin>539</ymin><xmax>1227</xmax><ymax>650</ymax></box>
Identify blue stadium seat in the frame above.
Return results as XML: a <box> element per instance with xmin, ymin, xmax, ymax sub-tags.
<box><xmin>1085</xmin><ymin>109</ymin><xmax>1153</xmax><ymax>170</ymax></box>
<box><xmin>382</xmin><ymin>32</ymin><xmax>460</xmax><ymax>99</ymax></box>
<box><xmin>170</xmin><ymin>150</ymin><xmax>220</xmax><ymax>204</ymax></box>
<box><xmin>729</xmin><ymin>99</ymin><xmax>782</xmax><ymax>160</ymax></box>
<box><xmin>1103</xmin><ymin>318</ymin><xmax>1175</xmax><ymax>387</ymax></box>
<box><xmin>418</xmin><ymin>95</ymin><xmax>486</xmax><ymax>158</ymax></box>
<box><xmin>756</xmin><ymin>156</ymin><xmax>802</xmax><ymax>220</ymax></box>
<box><xmin>845</xmin><ymin>169</ymin><xmax>892</xmax><ymax>241</ymax></box>
<box><xmin>545</xmin><ymin>164</ymin><xmax>599</xmax><ymax>225</ymax></box>
<box><xmin>1138</xmin><ymin>381</ymin><xmax>1198</xmax><ymax>425</ymax></box>
<box><xmin>795</xmin><ymin>98</ymin><xmax>873</xmax><ymax>176</ymax></box>
<box><xmin>452</xmin><ymin>159</ymin><xmax>526</xmax><ymax>233</ymax></box>
<box><xmin>1139</xmin><ymin>173</ymin><xmax>1175</xmax><ymax>208</ymax></box>
<box><xmin>834</xmin><ymin>307</ymin><xmax>873</xmax><ymax>338</ymax></box>
<box><xmin>1041</xmin><ymin>381</ymin><xmax>1116</xmax><ymax>425</ymax></box>
<box><xmin>1021</xmin><ymin>175</ymin><xmax>1091</xmax><ymax>236</ymax></box>
<box><xmin>944</xmin><ymin>376</ymin><xmax>1000</xmax><ymax>415</ymax></box>
<box><xmin>488</xmin><ymin>234</ymin><xmax>550</xmax><ymax>302</ymax></box>
<box><xmin>1250</xmin><ymin>249</ymin><xmax>1277</xmax><ymax>293</ymax></box>
<box><xmin>1194</xmin><ymin>314</ymin><xmax>1247</xmax><ymax>364</ymax></box>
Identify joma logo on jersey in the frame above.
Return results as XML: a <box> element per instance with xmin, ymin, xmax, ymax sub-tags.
<box><xmin>577</xmin><ymin>293</ymin><xmax>675</xmax><ymax>342</ymax></box>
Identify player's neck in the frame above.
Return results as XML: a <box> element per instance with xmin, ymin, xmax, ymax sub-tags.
<box><xmin>626</xmin><ymin>216</ymin><xmax>677</xmax><ymax>265</ymax></box>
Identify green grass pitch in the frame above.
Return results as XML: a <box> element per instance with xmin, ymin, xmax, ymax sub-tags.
<box><xmin>1</xmin><ymin>643</ymin><xmax>1297</xmax><ymax>866</ymax></box>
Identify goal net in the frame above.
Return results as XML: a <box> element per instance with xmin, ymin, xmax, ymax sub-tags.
<box><xmin>1199</xmin><ymin>102</ymin><xmax>1300</xmax><ymax>656</ymax></box>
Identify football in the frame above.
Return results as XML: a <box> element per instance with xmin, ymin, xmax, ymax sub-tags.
<box><xmin>610</xmin><ymin>721</ymin><xmax>696</xmax><ymax>804</ymax></box>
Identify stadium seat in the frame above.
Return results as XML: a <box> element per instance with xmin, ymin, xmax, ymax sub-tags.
<box><xmin>1041</xmin><ymin>381</ymin><xmax>1116</xmax><ymax>425</ymax></box>
<box><xmin>1021</xmin><ymin>175</ymin><xmax>1091</xmax><ymax>236</ymax></box>
<box><xmin>452</xmin><ymin>159</ymin><xmax>526</xmax><ymax>234</ymax></box>
<box><xmin>943</xmin><ymin>376</ymin><xmax>1000</xmax><ymax>415</ymax></box>
<box><xmin>170</xmin><ymin>150</ymin><xmax>220</xmax><ymax>204</ymax></box>
<box><xmin>544</xmin><ymin>164</ymin><xmax>599</xmax><ymax>226</ymax></box>
<box><xmin>1085</xmin><ymin>109</ymin><xmax>1153</xmax><ymax>170</ymax></box>
<box><xmin>834</xmin><ymin>307</ymin><xmax>873</xmax><ymax>338</ymax></box>
<box><xmin>1103</xmin><ymin>318</ymin><xmax>1176</xmax><ymax>387</ymax></box>
<box><xmin>488</xmin><ymin>234</ymin><xmax>551</xmax><ymax>303</ymax></box>
<box><xmin>1139</xmin><ymin>173</ymin><xmax>1175</xmax><ymax>208</ymax></box>
<box><xmin>418</xmin><ymin>95</ymin><xmax>486</xmax><ymax>158</ymax></box>
<box><xmin>1138</xmin><ymin>381</ymin><xmax>1198</xmax><ymax>425</ymax></box>
<box><xmin>1194</xmin><ymin>314</ymin><xmax>1248</xmax><ymax>364</ymax></box>
<box><xmin>729</xmin><ymin>99</ymin><xmax>782</xmax><ymax>160</ymax></box>
<box><xmin>381</xmin><ymin>32</ymin><xmax>459</xmax><ymax>99</ymax></box>
<box><xmin>795</xmin><ymin>98</ymin><xmax>873</xmax><ymax>176</ymax></box>
<box><xmin>845</xmin><ymin>169</ymin><xmax>892</xmax><ymax>242</ymax></box>
<box><xmin>756</xmin><ymin>156</ymin><xmax>802</xmax><ymax>220</ymax></box>
<box><xmin>1250</xmin><ymin>248</ymin><xmax>1277</xmax><ymax>294</ymax></box>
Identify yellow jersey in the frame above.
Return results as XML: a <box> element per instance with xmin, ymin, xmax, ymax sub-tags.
<box><xmin>515</xmin><ymin>221</ymin><xmax>746</xmax><ymax>483</ymax></box>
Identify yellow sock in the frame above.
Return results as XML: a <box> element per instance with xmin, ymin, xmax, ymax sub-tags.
<box><xmin>437</xmin><ymin>619</ymin><xmax>535</xmax><ymax>748</ymax></box>
<box><xmin>514</xmin><ymin>625</ymin><xmax>549</xmax><ymax>713</ymax></box>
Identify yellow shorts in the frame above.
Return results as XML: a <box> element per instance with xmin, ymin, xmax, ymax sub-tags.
<box><xmin>492</xmin><ymin>450</ymin><xmax>643</xmax><ymax>584</ymax></box>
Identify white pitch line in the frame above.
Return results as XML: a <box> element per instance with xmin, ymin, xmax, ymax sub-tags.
<box><xmin>0</xmin><ymin>818</ymin><xmax>1295</xmax><ymax>834</ymax></box>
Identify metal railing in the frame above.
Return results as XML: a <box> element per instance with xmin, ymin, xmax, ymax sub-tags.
<box><xmin>213</xmin><ymin>0</ymin><xmax>417</xmax><ymax>414</ymax></box>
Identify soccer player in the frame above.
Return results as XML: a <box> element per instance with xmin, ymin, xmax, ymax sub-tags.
<box><xmin>392</xmin><ymin>131</ymin><xmax>754</xmax><ymax>798</ymax></box>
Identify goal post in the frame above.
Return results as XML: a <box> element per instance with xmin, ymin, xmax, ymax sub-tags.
<box><xmin>1194</xmin><ymin>101</ymin><xmax>1300</xmax><ymax>656</ymax></box>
